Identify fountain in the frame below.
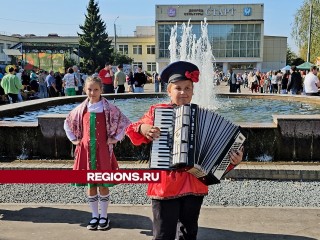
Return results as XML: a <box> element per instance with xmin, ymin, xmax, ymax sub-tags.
<box><xmin>169</xmin><ymin>19</ymin><xmax>215</xmax><ymax>107</ymax></box>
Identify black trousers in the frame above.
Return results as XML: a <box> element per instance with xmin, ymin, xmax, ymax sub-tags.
<box><xmin>48</xmin><ymin>86</ymin><xmax>57</xmax><ymax>98</ymax></box>
<box><xmin>117</xmin><ymin>85</ymin><xmax>125</xmax><ymax>93</ymax></box>
<box><xmin>152</xmin><ymin>195</ymin><xmax>204</xmax><ymax>240</ymax></box>
<box><xmin>103</xmin><ymin>84</ymin><xmax>114</xmax><ymax>94</ymax></box>
<box><xmin>8</xmin><ymin>93</ymin><xmax>18</xmax><ymax>103</ymax></box>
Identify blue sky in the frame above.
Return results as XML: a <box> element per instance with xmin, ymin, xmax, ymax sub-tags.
<box><xmin>0</xmin><ymin>0</ymin><xmax>304</xmax><ymax>53</ymax></box>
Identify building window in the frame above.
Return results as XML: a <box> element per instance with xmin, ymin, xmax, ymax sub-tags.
<box><xmin>118</xmin><ymin>45</ymin><xmax>128</xmax><ymax>54</ymax></box>
<box><xmin>147</xmin><ymin>62</ymin><xmax>156</xmax><ymax>72</ymax></box>
<box><xmin>0</xmin><ymin>43</ymin><xmax>4</xmax><ymax>53</ymax></box>
<box><xmin>159</xmin><ymin>23</ymin><xmax>262</xmax><ymax>59</ymax></box>
<box><xmin>133</xmin><ymin>62</ymin><xmax>143</xmax><ymax>70</ymax></box>
<box><xmin>208</xmin><ymin>24</ymin><xmax>261</xmax><ymax>58</ymax></box>
<box><xmin>147</xmin><ymin>45</ymin><xmax>155</xmax><ymax>54</ymax></box>
<box><xmin>133</xmin><ymin>45</ymin><xmax>142</xmax><ymax>55</ymax></box>
<box><xmin>158</xmin><ymin>24</ymin><xmax>174</xmax><ymax>58</ymax></box>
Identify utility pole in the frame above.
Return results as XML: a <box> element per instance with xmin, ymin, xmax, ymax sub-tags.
<box><xmin>114</xmin><ymin>16</ymin><xmax>119</xmax><ymax>53</ymax></box>
<box><xmin>307</xmin><ymin>0</ymin><xmax>312</xmax><ymax>62</ymax></box>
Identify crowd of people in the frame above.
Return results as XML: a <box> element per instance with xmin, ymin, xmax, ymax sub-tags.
<box><xmin>219</xmin><ymin>65</ymin><xmax>320</xmax><ymax>96</ymax></box>
<box><xmin>1</xmin><ymin>63</ymin><xmax>319</xmax><ymax>105</ymax></box>
<box><xmin>0</xmin><ymin>63</ymin><xmax>159</xmax><ymax>105</ymax></box>
<box><xmin>0</xmin><ymin>65</ymin><xmax>86</xmax><ymax>104</ymax></box>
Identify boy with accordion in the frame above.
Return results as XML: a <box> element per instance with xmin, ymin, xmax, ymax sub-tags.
<box><xmin>126</xmin><ymin>61</ymin><xmax>243</xmax><ymax>240</ymax></box>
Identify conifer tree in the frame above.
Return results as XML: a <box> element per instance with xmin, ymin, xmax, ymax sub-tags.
<box><xmin>78</xmin><ymin>0</ymin><xmax>112</xmax><ymax>73</ymax></box>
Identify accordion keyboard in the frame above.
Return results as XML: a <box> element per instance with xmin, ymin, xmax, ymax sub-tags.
<box><xmin>150</xmin><ymin>108</ymin><xmax>174</xmax><ymax>169</ymax></box>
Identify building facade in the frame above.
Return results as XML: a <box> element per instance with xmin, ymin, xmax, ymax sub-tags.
<box><xmin>0</xmin><ymin>3</ymin><xmax>286</xmax><ymax>74</ymax></box>
<box><xmin>114</xmin><ymin>26</ymin><xmax>156</xmax><ymax>72</ymax></box>
<box><xmin>155</xmin><ymin>4</ymin><xmax>286</xmax><ymax>73</ymax></box>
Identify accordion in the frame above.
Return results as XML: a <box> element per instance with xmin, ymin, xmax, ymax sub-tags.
<box><xmin>150</xmin><ymin>103</ymin><xmax>245</xmax><ymax>185</ymax></box>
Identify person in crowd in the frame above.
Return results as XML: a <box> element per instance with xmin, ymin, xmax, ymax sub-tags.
<box><xmin>263</xmin><ymin>72</ymin><xmax>270</xmax><ymax>93</ymax></box>
<box><xmin>45</xmin><ymin>70</ymin><xmax>57</xmax><ymax>97</ymax></box>
<box><xmin>133</xmin><ymin>65</ymin><xmax>147</xmax><ymax>93</ymax></box>
<box><xmin>14</xmin><ymin>68</ymin><xmax>24</xmax><ymax>102</ymax></box>
<box><xmin>235</xmin><ymin>72</ymin><xmax>242</xmax><ymax>93</ymax></box>
<box><xmin>242</xmin><ymin>71</ymin><xmax>248</xmax><ymax>88</ymax></box>
<box><xmin>213</xmin><ymin>70</ymin><xmax>220</xmax><ymax>86</ymax></box>
<box><xmin>99</xmin><ymin>62</ymin><xmax>114</xmax><ymax>94</ymax></box>
<box><xmin>0</xmin><ymin>67</ymin><xmax>23</xmax><ymax>103</ymax></box>
<box><xmin>73</xmin><ymin>65</ymin><xmax>82</xmax><ymax>95</ymax></box>
<box><xmin>127</xmin><ymin>71</ymin><xmax>134</xmax><ymax>92</ymax></box>
<box><xmin>276</xmin><ymin>71</ymin><xmax>283</xmax><ymax>94</ymax></box>
<box><xmin>228</xmin><ymin>68</ymin><xmax>237</xmax><ymax>93</ymax></box>
<box><xmin>38</xmin><ymin>70</ymin><xmax>48</xmax><ymax>98</ymax></box>
<box><xmin>30</xmin><ymin>69</ymin><xmax>38</xmax><ymax>82</ymax></box>
<box><xmin>0</xmin><ymin>69</ymin><xmax>6</xmax><ymax>103</ymax></box>
<box><xmin>287</xmin><ymin>66</ymin><xmax>302</xmax><ymax>94</ymax></box>
<box><xmin>114</xmin><ymin>64</ymin><xmax>126</xmax><ymax>94</ymax></box>
<box><xmin>62</xmin><ymin>67</ymin><xmax>77</xmax><ymax>96</ymax></box>
<box><xmin>153</xmin><ymin>71</ymin><xmax>160</xmax><ymax>92</ymax></box>
<box><xmin>92</xmin><ymin>68</ymin><xmax>99</xmax><ymax>78</ymax></box>
<box><xmin>304</xmin><ymin>66</ymin><xmax>320</xmax><ymax>96</ymax></box>
<box><xmin>281</xmin><ymin>70</ymin><xmax>290</xmax><ymax>94</ymax></box>
<box><xmin>250</xmin><ymin>71</ymin><xmax>259</xmax><ymax>93</ymax></box>
<box><xmin>270</xmin><ymin>71</ymin><xmax>278</xmax><ymax>94</ymax></box>
<box><xmin>160</xmin><ymin>75</ymin><xmax>167</xmax><ymax>92</ymax></box>
<box><xmin>54</xmin><ymin>72</ymin><xmax>63</xmax><ymax>96</ymax></box>
<box><xmin>64</xmin><ymin>76</ymin><xmax>130</xmax><ymax>230</ymax></box>
<box><xmin>81</xmin><ymin>72</ymin><xmax>88</xmax><ymax>86</ymax></box>
<box><xmin>21</xmin><ymin>70</ymin><xmax>30</xmax><ymax>90</ymax></box>
<box><xmin>126</xmin><ymin>61</ymin><xmax>243</xmax><ymax>240</ymax></box>
<box><xmin>29</xmin><ymin>70</ymin><xmax>39</xmax><ymax>92</ymax></box>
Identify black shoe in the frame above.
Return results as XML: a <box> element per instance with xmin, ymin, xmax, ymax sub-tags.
<box><xmin>87</xmin><ymin>217</ymin><xmax>99</xmax><ymax>230</ymax></box>
<box><xmin>98</xmin><ymin>217</ymin><xmax>110</xmax><ymax>230</ymax></box>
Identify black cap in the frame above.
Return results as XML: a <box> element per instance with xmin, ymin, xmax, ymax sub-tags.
<box><xmin>160</xmin><ymin>61</ymin><xmax>200</xmax><ymax>83</ymax></box>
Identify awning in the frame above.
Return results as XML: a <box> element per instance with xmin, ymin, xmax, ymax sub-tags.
<box><xmin>3</xmin><ymin>49</ymin><xmax>22</xmax><ymax>56</ymax></box>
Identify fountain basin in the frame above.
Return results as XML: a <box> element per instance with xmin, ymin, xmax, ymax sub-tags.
<box><xmin>0</xmin><ymin>93</ymin><xmax>319</xmax><ymax>162</ymax></box>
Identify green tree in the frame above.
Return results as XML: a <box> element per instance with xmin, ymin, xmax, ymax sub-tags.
<box><xmin>78</xmin><ymin>0</ymin><xmax>113</xmax><ymax>73</ymax></box>
<box><xmin>64</xmin><ymin>52</ymin><xmax>77</xmax><ymax>70</ymax></box>
<box><xmin>286</xmin><ymin>45</ymin><xmax>297</xmax><ymax>65</ymax></box>
<box><xmin>292</xmin><ymin>0</ymin><xmax>320</xmax><ymax>62</ymax></box>
<box><xmin>111</xmin><ymin>51</ymin><xmax>134</xmax><ymax>65</ymax></box>
<box><xmin>291</xmin><ymin>57</ymin><xmax>305</xmax><ymax>66</ymax></box>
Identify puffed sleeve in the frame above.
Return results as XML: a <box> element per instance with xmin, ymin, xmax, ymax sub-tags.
<box><xmin>126</xmin><ymin>105</ymin><xmax>156</xmax><ymax>146</ymax></box>
<box><xmin>108</xmin><ymin>103</ymin><xmax>131</xmax><ymax>141</ymax></box>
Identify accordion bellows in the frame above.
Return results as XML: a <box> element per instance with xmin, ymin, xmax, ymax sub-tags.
<box><xmin>150</xmin><ymin>103</ymin><xmax>245</xmax><ymax>185</ymax></box>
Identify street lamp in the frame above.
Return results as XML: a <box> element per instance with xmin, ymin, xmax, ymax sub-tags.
<box><xmin>114</xmin><ymin>16</ymin><xmax>119</xmax><ymax>52</ymax></box>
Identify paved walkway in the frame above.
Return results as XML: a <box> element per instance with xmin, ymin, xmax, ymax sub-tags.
<box><xmin>0</xmin><ymin>159</ymin><xmax>320</xmax><ymax>240</ymax></box>
<box><xmin>1</xmin><ymin>204</ymin><xmax>319</xmax><ymax>240</ymax></box>
<box><xmin>1</xmin><ymin>83</ymin><xmax>320</xmax><ymax>240</ymax></box>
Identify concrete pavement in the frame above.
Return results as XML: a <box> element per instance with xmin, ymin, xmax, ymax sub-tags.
<box><xmin>0</xmin><ymin>204</ymin><xmax>319</xmax><ymax>240</ymax></box>
<box><xmin>1</xmin><ymin>83</ymin><xmax>320</xmax><ymax>240</ymax></box>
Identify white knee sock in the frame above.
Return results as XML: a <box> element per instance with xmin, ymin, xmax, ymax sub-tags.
<box><xmin>99</xmin><ymin>194</ymin><xmax>110</xmax><ymax>221</ymax></box>
<box><xmin>88</xmin><ymin>194</ymin><xmax>99</xmax><ymax>221</ymax></box>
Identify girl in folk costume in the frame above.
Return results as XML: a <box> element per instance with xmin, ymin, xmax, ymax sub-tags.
<box><xmin>126</xmin><ymin>61</ymin><xmax>243</xmax><ymax>240</ymax></box>
<box><xmin>64</xmin><ymin>76</ymin><xmax>131</xmax><ymax>230</ymax></box>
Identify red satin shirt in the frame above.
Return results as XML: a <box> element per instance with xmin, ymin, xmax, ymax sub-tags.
<box><xmin>126</xmin><ymin>103</ymin><xmax>209</xmax><ymax>199</ymax></box>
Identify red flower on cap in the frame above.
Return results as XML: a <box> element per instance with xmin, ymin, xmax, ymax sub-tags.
<box><xmin>185</xmin><ymin>70</ymin><xmax>199</xmax><ymax>83</ymax></box>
